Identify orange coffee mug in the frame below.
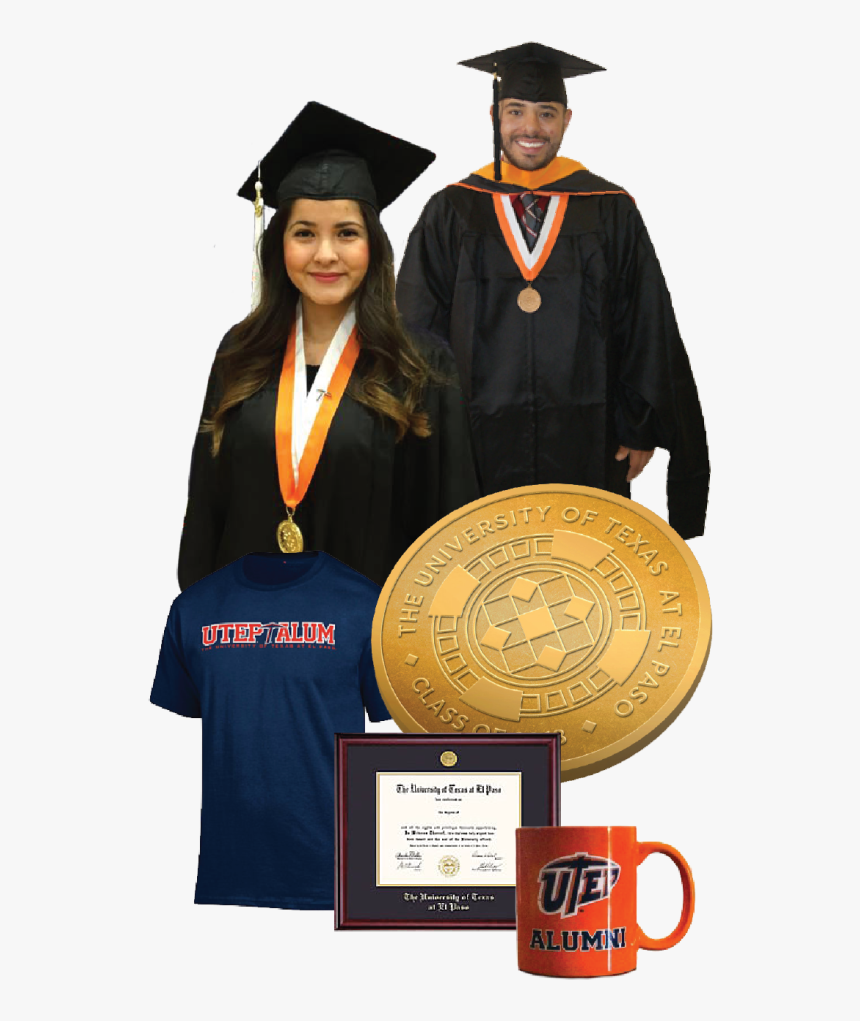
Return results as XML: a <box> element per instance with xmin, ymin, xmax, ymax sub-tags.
<box><xmin>516</xmin><ymin>826</ymin><xmax>694</xmax><ymax>977</ymax></box>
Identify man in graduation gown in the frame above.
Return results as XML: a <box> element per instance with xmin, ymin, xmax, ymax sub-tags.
<box><xmin>395</xmin><ymin>43</ymin><xmax>709</xmax><ymax>539</ymax></box>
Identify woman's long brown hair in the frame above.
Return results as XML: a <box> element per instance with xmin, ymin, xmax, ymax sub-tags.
<box><xmin>202</xmin><ymin>200</ymin><xmax>433</xmax><ymax>454</ymax></box>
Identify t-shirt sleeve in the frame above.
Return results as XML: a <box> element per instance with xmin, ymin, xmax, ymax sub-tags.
<box><xmin>359</xmin><ymin>636</ymin><xmax>390</xmax><ymax>723</ymax></box>
<box><xmin>150</xmin><ymin>604</ymin><xmax>202</xmax><ymax>718</ymax></box>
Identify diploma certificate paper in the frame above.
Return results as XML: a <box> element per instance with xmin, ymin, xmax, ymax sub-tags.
<box><xmin>376</xmin><ymin>772</ymin><xmax>522</xmax><ymax>886</ymax></box>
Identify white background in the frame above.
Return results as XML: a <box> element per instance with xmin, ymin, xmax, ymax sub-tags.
<box><xmin>3</xmin><ymin>1</ymin><xmax>856</xmax><ymax>1017</ymax></box>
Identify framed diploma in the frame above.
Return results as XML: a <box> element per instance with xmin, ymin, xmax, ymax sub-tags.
<box><xmin>335</xmin><ymin>733</ymin><xmax>560</xmax><ymax>929</ymax></box>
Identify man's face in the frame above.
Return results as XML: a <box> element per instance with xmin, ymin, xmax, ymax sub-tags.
<box><xmin>494</xmin><ymin>98</ymin><xmax>572</xmax><ymax>171</ymax></box>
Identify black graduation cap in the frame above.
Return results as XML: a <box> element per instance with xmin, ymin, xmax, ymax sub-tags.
<box><xmin>460</xmin><ymin>43</ymin><xmax>605</xmax><ymax>181</ymax></box>
<box><xmin>237</xmin><ymin>102</ymin><xmax>435</xmax><ymax>212</ymax></box>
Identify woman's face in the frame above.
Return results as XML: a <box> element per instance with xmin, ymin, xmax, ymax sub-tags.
<box><xmin>283</xmin><ymin>198</ymin><xmax>370</xmax><ymax>310</ymax></box>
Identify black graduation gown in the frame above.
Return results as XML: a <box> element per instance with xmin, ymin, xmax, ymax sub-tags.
<box><xmin>178</xmin><ymin>336</ymin><xmax>479</xmax><ymax>590</ymax></box>
<box><xmin>395</xmin><ymin>160</ymin><xmax>709</xmax><ymax>539</ymax></box>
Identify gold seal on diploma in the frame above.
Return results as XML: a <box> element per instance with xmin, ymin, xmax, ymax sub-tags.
<box><xmin>372</xmin><ymin>486</ymin><xmax>711</xmax><ymax>781</ymax></box>
<box><xmin>438</xmin><ymin>856</ymin><xmax>460</xmax><ymax>877</ymax></box>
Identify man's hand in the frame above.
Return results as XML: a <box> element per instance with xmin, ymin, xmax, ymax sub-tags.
<box><xmin>615</xmin><ymin>446</ymin><xmax>655</xmax><ymax>483</ymax></box>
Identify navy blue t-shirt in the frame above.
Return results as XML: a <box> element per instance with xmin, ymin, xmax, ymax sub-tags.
<box><xmin>151</xmin><ymin>552</ymin><xmax>390</xmax><ymax>909</ymax></box>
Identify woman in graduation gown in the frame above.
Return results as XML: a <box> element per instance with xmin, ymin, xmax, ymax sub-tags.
<box><xmin>178</xmin><ymin>103</ymin><xmax>479</xmax><ymax>590</ymax></box>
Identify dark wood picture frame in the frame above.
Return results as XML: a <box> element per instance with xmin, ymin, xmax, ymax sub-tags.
<box><xmin>335</xmin><ymin>733</ymin><xmax>560</xmax><ymax>929</ymax></box>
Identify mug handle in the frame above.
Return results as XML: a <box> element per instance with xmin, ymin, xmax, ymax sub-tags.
<box><xmin>636</xmin><ymin>842</ymin><xmax>695</xmax><ymax>951</ymax></box>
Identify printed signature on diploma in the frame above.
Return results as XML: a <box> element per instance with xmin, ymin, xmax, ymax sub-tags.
<box><xmin>473</xmin><ymin>853</ymin><xmax>504</xmax><ymax>872</ymax></box>
<box><xmin>396</xmin><ymin>851</ymin><xmax>423</xmax><ymax>870</ymax></box>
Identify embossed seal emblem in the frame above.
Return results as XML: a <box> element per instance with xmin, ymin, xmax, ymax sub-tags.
<box><xmin>438</xmin><ymin>855</ymin><xmax>460</xmax><ymax>877</ymax></box>
<box><xmin>372</xmin><ymin>486</ymin><xmax>711</xmax><ymax>780</ymax></box>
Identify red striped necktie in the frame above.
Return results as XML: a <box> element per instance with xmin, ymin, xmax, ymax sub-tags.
<box><xmin>519</xmin><ymin>191</ymin><xmax>546</xmax><ymax>252</ymax></box>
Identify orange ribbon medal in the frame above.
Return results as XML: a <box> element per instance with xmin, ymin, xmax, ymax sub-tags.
<box><xmin>492</xmin><ymin>192</ymin><xmax>569</xmax><ymax>312</ymax></box>
<box><xmin>274</xmin><ymin>302</ymin><xmax>360</xmax><ymax>552</ymax></box>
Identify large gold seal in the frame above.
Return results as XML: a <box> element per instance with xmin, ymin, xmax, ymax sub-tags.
<box><xmin>372</xmin><ymin>486</ymin><xmax>711</xmax><ymax>781</ymax></box>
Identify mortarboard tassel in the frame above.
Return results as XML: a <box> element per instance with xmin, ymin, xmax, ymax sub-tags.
<box><xmin>492</xmin><ymin>67</ymin><xmax>502</xmax><ymax>182</ymax></box>
<box><xmin>251</xmin><ymin>166</ymin><xmax>265</xmax><ymax>309</ymax></box>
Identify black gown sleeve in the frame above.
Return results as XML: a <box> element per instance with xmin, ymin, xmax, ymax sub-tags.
<box><xmin>611</xmin><ymin>201</ymin><xmax>710</xmax><ymax>540</ymax></box>
<box><xmin>395</xmin><ymin>337</ymin><xmax>481</xmax><ymax>543</ymax></box>
<box><xmin>396</xmin><ymin>193</ymin><xmax>462</xmax><ymax>346</ymax></box>
<box><xmin>177</xmin><ymin>346</ymin><xmax>229</xmax><ymax>591</ymax></box>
